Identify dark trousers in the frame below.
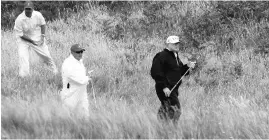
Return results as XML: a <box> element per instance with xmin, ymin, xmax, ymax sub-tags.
<box><xmin>155</xmin><ymin>84</ymin><xmax>181</xmax><ymax>124</ymax></box>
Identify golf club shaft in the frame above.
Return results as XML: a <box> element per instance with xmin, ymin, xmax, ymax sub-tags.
<box><xmin>170</xmin><ymin>67</ymin><xmax>191</xmax><ymax>93</ymax></box>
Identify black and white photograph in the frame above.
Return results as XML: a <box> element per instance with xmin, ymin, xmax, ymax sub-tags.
<box><xmin>1</xmin><ymin>0</ymin><xmax>269</xmax><ymax>139</ymax></box>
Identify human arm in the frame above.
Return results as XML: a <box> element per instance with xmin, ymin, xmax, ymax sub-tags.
<box><xmin>40</xmin><ymin>24</ymin><xmax>46</xmax><ymax>42</ymax></box>
<box><xmin>21</xmin><ymin>35</ymin><xmax>38</xmax><ymax>45</ymax></box>
<box><xmin>36</xmin><ymin>12</ymin><xmax>46</xmax><ymax>46</ymax></box>
<box><xmin>67</xmin><ymin>70</ymin><xmax>89</xmax><ymax>85</ymax></box>
<box><xmin>63</xmin><ymin>63</ymin><xmax>90</xmax><ymax>85</ymax></box>
<box><xmin>41</xmin><ymin>24</ymin><xmax>45</xmax><ymax>35</ymax></box>
<box><xmin>68</xmin><ymin>75</ymin><xmax>89</xmax><ymax>85</ymax></box>
<box><xmin>14</xmin><ymin>17</ymin><xmax>38</xmax><ymax>45</ymax></box>
<box><xmin>150</xmin><ymin>54</ymin><xmax>170</xmax><ymax>96</ymax></box>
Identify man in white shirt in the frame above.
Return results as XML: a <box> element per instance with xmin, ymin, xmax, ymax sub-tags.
<box><xmin>60</xmin><ymin>44</ymin><xmax>91</xmax><ymax>118</ymax></box>
<box><xmin>14</xmin><ymin>1</ymin><xmax>58</xmax><ymax>77</ymax></box>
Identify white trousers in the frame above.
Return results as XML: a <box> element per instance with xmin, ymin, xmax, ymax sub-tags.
<box><xmin>60</xmin><ymin>86</ymin><xmax>90</xmax><ymax>118</ymax></box>
<box><xmin>17</xmin><ymin>41</ymin><xmax>58</xmax><ymax>77</ymax></box>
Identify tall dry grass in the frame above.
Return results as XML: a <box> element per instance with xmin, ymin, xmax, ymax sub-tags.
<box><xmin>1</xmin><ymin>2</ymin><xmax>269</xmax><ymax>139</ymax></box>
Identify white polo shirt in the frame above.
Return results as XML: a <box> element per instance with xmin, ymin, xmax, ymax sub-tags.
<box><xmin>14</xmin><ymin>10</ymin><xmax>46</xmax><ymax>42</ymax></box>
<box><xmin>61</xmin><ymin>54</ymin><xmax>89</xmax><ymax>90</ymax></box>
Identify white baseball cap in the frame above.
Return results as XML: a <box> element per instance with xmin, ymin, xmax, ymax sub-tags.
<box><xmin>166</xmin><ymin>36</ymin><xmax>180</xmax><ymax>44</ymax></box>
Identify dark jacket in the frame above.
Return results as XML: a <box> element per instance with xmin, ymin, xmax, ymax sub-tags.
<box><xmin>150</xmin><ymin>49</ymin><xmax>190</xmax><ymax>90</ymax></box>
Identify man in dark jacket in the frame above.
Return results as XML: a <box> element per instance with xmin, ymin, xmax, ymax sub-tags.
<box><xmin>150</xmin><ymin>36</ymin><xmax>196</xmax><ymax>124</ymax></box>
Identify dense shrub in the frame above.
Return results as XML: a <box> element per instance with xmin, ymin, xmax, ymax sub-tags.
<box><xmin>1</xmin><ymin>1</ymin><xmax>89</xmax><ymax>30</ymax></box>
<box><xmin>216</xmin><ymin>1</ymin><xmax>269</xmax><ymax>23</ymax></box>
<box><xmin>2</xmin><ymin>1</ymin><xmax>269</xmax><ymax>53</ymax></box>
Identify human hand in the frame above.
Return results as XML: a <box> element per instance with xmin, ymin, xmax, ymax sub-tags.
<box><xmin>37</xmin><ymin>38</ymin><xmax>44</xmax><ymax>46</ymax></box>
<box><xmin>86</xmin><ymin>76</ymin><xmax>92</xmax><ymax>85</ymax></box>
<box><xmin>163</xmin><ymin>87</ymin><xmax>171</xmax><ymax>97</ymax></box>
<box><xmin>187</xmin><ymin>61</ymin><xmax>196</xmax><ymax>68</ymax></box>
<box><xmin>88</xmin><ymin>70</ymin><xmax>94</xmax><ymax>77</ymax></box>
<box><xmin>32</xmin><ymin>40</ymin><xmax>44</xmax><ymax>46</ymax></box>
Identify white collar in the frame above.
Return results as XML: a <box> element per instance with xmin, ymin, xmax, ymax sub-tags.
<box><xmin>70</xmin><ymin>54</ymin><xmax>83</xmax><ymax>63</ymax></box>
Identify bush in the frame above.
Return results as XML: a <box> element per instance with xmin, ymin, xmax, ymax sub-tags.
<box><xmin>1</xmin><ymin>1</ymin><xmax>90</xmax><ymax>30</ymax></box>
<box><xmin>216</xmin><ymin>1</ymin><xmax>269</xmax><ymax>23</ymax></box>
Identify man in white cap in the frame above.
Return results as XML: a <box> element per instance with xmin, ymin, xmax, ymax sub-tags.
<box><xmin>60</xmin><ymin>44</ymin><xmax>91</xmax><ymax>118</ymax></box>
<box><xmin>150</xmin><ymin>35</ymin><xmax>196</xmax><ymax>124</ymax></box>
<box><xmin>14</xmin><ymin>1</ymin><xmax>58</xmax><ymax>77</ymax></box>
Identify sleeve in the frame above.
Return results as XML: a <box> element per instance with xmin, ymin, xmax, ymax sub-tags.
<box><xmin>182</xmin><ymin>64</ymin><xmax>190</xmax><ymax>76</ymax></box>
<box><xmin>14</xmin><ymin>17</ymin><xmax>23</xmax><ymax>38</ymax></box>
<box><xmin>37</xmin><ymin>12</ymin><xmax>46</xmax><ymax>25</ymax></box>
<box><xmin>150</xmin><ymin>53</ymin><xmax>169</xmax><ymax>89</ymax></box>
<box><xmin>179</xmin><ymin>56</ymin><xmax>191</xmax><ymax>76</ymax></box>
<box><xmin>67</xmin><ymin>72</ymin><xmax>89</xmax><ymax>85</ymax></box>
<box><xmin>62</xmin><ymin>62</ymin><xmax>89</xmax><ymax>85</ymax></box>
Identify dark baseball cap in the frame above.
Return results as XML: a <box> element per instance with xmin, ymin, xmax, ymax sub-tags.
<box><xmin>70</xmin><ymin>44</ymin><xmax>85</xmax><ymax>52</ymax></box>
<box><xmin>24</xmin><ymin>1</ymin><xmax>34</xmax><ymax>9</ymax></box>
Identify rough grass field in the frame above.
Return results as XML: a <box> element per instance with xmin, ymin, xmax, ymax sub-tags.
<box><xmin>1</xmin><ymin>2</ymin><xmax>269</xmax><ymax>139</ymax></box>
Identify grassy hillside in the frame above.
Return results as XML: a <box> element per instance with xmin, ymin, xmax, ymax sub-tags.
<box><xmin>1</xmin><ymin>1</ymin><xmax>269</xmax><ymax>139</ymax></box>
